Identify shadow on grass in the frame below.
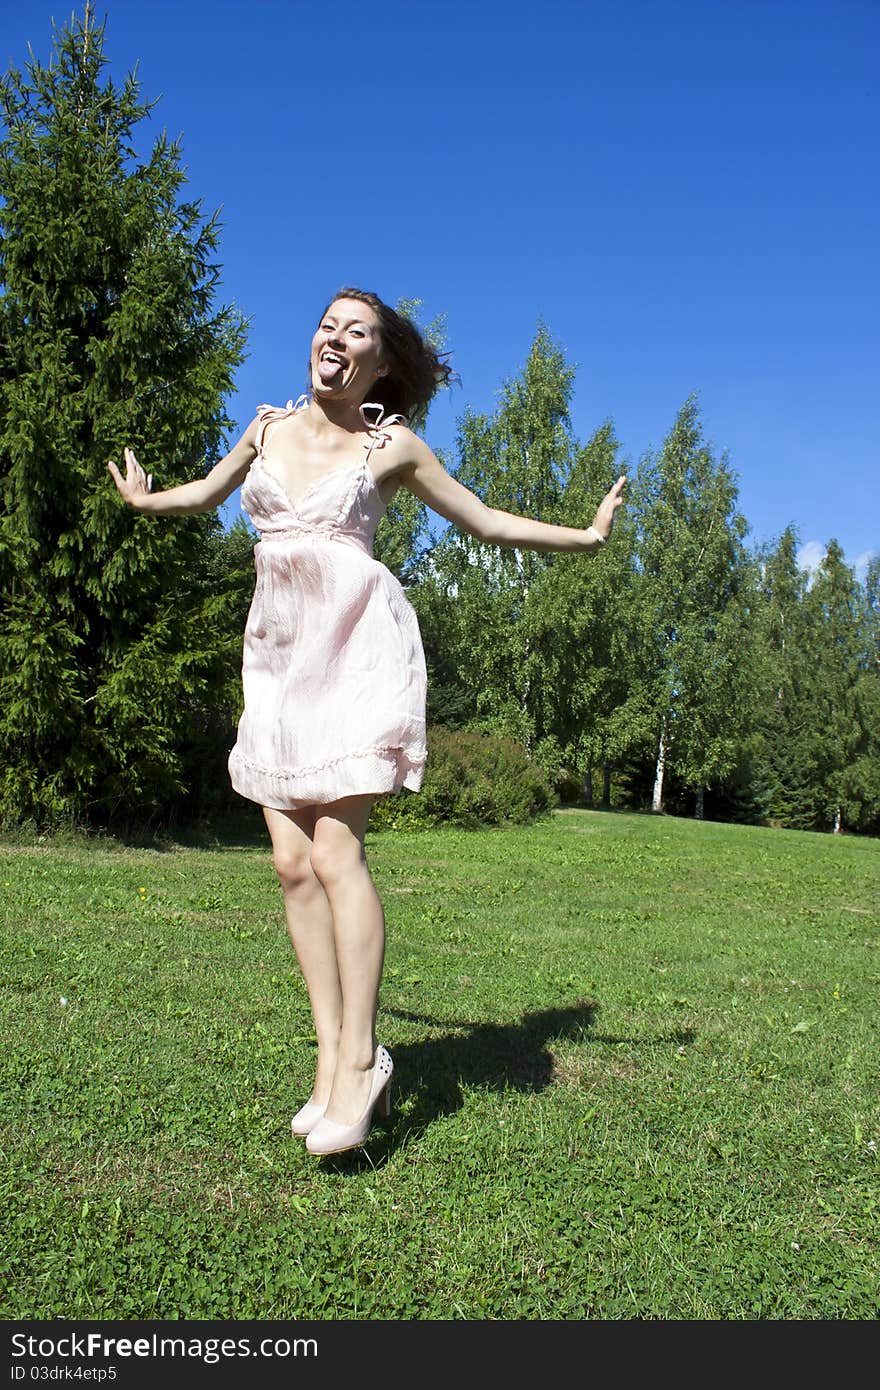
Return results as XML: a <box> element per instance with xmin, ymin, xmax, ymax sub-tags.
<box><xmin>316</xmin><ymin>1001</ymin><xmax>696</xmax><ymax>1172</ymax></box>
<box><xmin>96</xmin><ymin>811</ymin><xmax>270</xmax><ymax>853</ymax></box>
<box><xmin>0</xmin><ymin>810</ymin><xmax>273</xmax><ymax>854</ymax></box>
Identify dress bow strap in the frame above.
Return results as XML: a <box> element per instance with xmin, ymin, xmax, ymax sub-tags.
<box><xmin>256</xmin><ymin>395</ymin><xmax>309</xmax><ymax>419</ymax></box>
<box><xmin>359</xmin><ymin>402</ymin><xmax>407</xmax><ymax>452</ymax></box>
<box><xmin>254</xmin><ymin>396</ymin><xmax>310</xmax><ymax>454</ymax></box>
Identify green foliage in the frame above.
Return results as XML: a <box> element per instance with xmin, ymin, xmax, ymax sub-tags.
<box><xmin>373</xmin><ymin>482</ymin><xmax>432</xmax><ymax>588</ymax></box>
<box><xmin>806</xmin><ymin>542</ymin><xmax>878</xmax><ymax>831</ymax></box>
<box><xmin>172</xmin><ymin>516</ymin><xmax>263</xmax><ymax>826</ymax></box>
<box><xmin>751</xmin><ymin>532</ymin><xmax>880</xmax><ymax>833</ymax></box>
<box><xmin>2</xmin><ymin>14</ymin><xmax>875</xmax><ymax>840</ymax></box>
<box><xmin>500</xmin><ymin>418</ymin><xmax>638</xmax><ymax>790</ymax></box>
<box><xmin>621</xmin><ymin>398</ymin><xmax>759</xmax><ymax>811</ymax></box>
<box><xmin>368</xmin><ymin>725</ymin><xmax>557</xmax><ymax>830</ymax></box>
<box><xmin>0</xmin><ymin>9</ymin><xmax>248</xmax><ymax>828</ymax></box>
<box><xmin>414</xmin><ymin>361</ymin><xmax>878</xmax><ymax>834</ymax></box>
<box><xmin>371</xmin><ymin>296</ymin><xmax>446</xmax><ymax>584</ymax></box>
<box><xmin>417</xmin><ymin>324</ymin><xmax>628</xmax><ymax>779</ymax></box>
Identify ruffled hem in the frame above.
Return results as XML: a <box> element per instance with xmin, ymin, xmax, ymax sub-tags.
<box><xmin>228</xmin><ymin>744</ymin><xmax>426</xmax><ymax>811</ymax></box>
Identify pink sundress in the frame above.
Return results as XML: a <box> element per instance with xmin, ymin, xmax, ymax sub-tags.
<box><xmin>227</xmin><ymin>397</ymin><xmax>428</xmax><ymax>810</ymax></box>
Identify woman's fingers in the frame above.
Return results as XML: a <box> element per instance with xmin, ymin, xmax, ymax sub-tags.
<box><xmin>605</xmin><ymin>476</ymin><xmax>627</xmax><ymax>511</ymax></box>
<box><xmin>589</xmin><ymin>476</ymin><xmax>627</xmax><ymax>542</ymax></box>
<box><xmin>124</xmin><ymin>446</ymin><xmax>143</xmax><ymax>483</ymax></box>
<box><xmin>127</xmin><ymin>448</ymin><xmax>152</xmax><ymax>493</ymax></box>
<box><xmin>107</xmin><ymin>458</ymin><xmax>127</xmax><ymax>494</ymax></box>
<box><xmin>107</xmin><ymin>449</ymin><xmax>150</xmax><ymax>502</ymax></box>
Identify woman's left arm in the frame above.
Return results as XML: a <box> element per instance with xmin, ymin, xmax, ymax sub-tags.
<box><xmin>395</xmin><ymin>430</ymin><xmax>626</xmax><ymax>553</ymax></box>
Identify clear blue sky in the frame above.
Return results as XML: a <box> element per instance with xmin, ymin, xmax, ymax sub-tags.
<box><xmin>4</xmin><ymin>0</ymin><xmax>877</xmax><ymax>573</ymax></box>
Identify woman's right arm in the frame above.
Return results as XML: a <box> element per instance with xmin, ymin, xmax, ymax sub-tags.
<box><xmin>107</xmin><ymin>416</ymin><xmax>260</xmax><ymax>515</ymax></box>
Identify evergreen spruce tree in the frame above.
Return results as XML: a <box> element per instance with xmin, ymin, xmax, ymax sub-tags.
<box><xmin>864</xmin><ymin>555</ymin><xmax>880</xmax><ymax>671</ymax></box>
<box><xmin>174</xmin><ymin>515</ymin><xmax>263</xmax><ymax>825</ymax></box>
<box><xmin>0</xmin><ymin>7</ymin><xmax>247</xmax><ymax>826</ymax></box>
<box><xmin>806</xmin><ymin>542</ymin><xmax>877</xmax><ymax>832</ymax></box>
<box><xmin>751</xmin><ymin>526</ymin><xmax>819</xmax><ymax>827</ymax></box>
<box><xmin>752</xmin><ymin>534</ymin><xmax>879</xmax><ymax>833</ymax></box>
<box><xmin>847</xmin><ymin>556</ymin><xmax>880</xmax><ymax>832</ymax></box>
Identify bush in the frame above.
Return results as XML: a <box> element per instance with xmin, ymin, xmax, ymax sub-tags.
<box><xmin>369</xmin><ymin>725</ymin><xmax>557</xmax><ymax>831</ymax></box>
<box><xmin>553</xmin><ymin>767</ymin><xmax>585</xmax><ymax>803</ymax></box>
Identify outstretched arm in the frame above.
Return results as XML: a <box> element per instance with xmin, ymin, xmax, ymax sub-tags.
<box><xmin>107</xmin><ymin>418</ymin><xmax>260</xmax><ymax>515</ymax></box>
<box><xmin>396</xmin><ymin>431</ymin><xmax>626</xmax><ymax>552</ymax></box>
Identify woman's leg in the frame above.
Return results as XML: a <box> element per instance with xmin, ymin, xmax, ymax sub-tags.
<box><xmin>309</xmin><ymin>793</ymin><xmax>386</xmax><ymax>1126</ymax></box>
<box><xmin>262</xmin><ymin>804</ymin><xmax>342</xmax><ymax>1107</ymax></box>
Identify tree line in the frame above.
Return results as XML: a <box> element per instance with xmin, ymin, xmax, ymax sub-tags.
<box><xmin>415</xmin><ymin>341</ymin><xmax>879</xmax><ymax>834</ymax></box>
<box><xmin>2</xmin><ymin>11</ymin><xmax>877</xmax><ymax>835</ymax></box>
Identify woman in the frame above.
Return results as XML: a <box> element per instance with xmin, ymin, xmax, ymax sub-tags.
<box><xmin>108</xmin><ymin>287</ymin><xmax>626</xmax><ymax>1156</ymax></box>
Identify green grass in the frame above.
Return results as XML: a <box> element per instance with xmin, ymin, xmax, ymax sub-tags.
<box><xmin>2</xmin><ymin>808</ymin><xmax>877</xmax><ymax>1319</ymax></box>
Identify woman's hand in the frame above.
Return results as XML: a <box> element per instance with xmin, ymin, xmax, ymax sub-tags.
<box><xmin>107</xmin><ymin>447</ymin><xmax>153</xmax><ymax>510</ymax></box>
<box><xmin>591</xmin><ymin>475</ymin><xmax>627</xmax><ymax>542</ymax></box>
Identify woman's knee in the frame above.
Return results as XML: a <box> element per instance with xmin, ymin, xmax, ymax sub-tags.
<box><xmin>272</xmin><ymin>845</ymin><xmax>319</xmax><ymax>893</ymax></box>
<box><xmin>263</xmin><ymin>806</ymin><xmax>319</xmax><ymax>893</ymax></box>
<box><xmin>308</xmin><ymin>835</ymin><xmax>364</xmax><ymax>887</ymax></box>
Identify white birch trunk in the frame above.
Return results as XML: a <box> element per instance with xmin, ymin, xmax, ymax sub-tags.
<box><xmin>833</xmin><ymin>806</ymin><xmax>843</xmax><ymax>834</ymax></box>
<box><xmin>514</xmin><ymin>547</ymin><xmax>531</xmax><ymax>753</ymax></box>
<box><xmin>652</xmin><ymin>725</ymin><xmax>666</xmax><ymax>812</ymax></box>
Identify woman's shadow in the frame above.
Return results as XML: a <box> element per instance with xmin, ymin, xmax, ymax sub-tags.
<box><xmin>316</xmin><ymin>1000</ymin><xmax>695</xmax><ymax>1170</ymax></box>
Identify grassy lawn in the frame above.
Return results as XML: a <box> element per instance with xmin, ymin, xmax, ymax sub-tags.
<box><xmin>1</xmin><ymin>808</ymin><xmax>877</xmax><ymax>1319</ymax></box>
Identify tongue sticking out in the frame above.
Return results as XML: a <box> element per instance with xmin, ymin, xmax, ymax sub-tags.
<box><xmin>318</xmin><ymin>358</ymin><xmax>345</xmax><ymax>386</ymax></box>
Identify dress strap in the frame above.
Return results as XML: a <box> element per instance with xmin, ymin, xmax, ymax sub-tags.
<box><xmin>254</xmin><ymin>395</ymin><xmax>310</xmax><ymax>455</ymax></box>
<box><xmin>359</xmin><ymin>402</ymin><xmax>407</xmax><ymax>462</ymax></box>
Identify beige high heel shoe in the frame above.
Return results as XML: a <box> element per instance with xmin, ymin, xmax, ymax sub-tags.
<box><xmin>290</xmin><ymin>1099</ymin><xmax>327</xmax><ymax>1138</ymax></box>
<box><xmin>305</xmin><ymin>1046</ymin><xmax>393</xmax><ymax>1156</ymax></box>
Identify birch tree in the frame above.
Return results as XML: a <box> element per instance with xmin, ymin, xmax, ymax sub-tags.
<box><xmin>417</xmin><ymin>326</ymin><xmax>580</xmax><ymax>761</ymax></box>
<box><xmin>525</xmin><ymin>421</ymin><xmax>634</xmax><ymax>797</ymax></box>
<box><xmin>626</xmin><ymin>398</ymin><xmax>756</xmax><ymax>816</ymax></box>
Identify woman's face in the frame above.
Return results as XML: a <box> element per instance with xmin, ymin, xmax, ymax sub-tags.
<box><xmin>310</xmin><ymin>298</ymin><xmax>388</xmax><ymax>404</ymax></box>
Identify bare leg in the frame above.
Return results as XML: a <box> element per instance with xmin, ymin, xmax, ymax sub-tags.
<box><xmin>262</xmin><ymin>804</ymin><xmax>341</xmax><ymax>1108</ymax></box>
<box><xmin>309</xmin><ymin>793</ymin><xmax>385</xmax><ymax>1126</ymax></box>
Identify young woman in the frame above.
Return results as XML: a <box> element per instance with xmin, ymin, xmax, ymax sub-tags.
<box><xmin>108</xmin><ymin>287</ymin><xmax>626</xmax><ymax>1156</ymax></box>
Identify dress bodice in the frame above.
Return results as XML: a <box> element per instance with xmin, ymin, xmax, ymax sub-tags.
<box><xmin>240</xmin><ymin>396</ymin><xmax>406</xmax><ymax>556</ymax></box>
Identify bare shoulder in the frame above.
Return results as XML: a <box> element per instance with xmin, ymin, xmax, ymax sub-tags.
<box><xmin>229</xmin><ymin>413</ymin><xmax>262</xmax><ymax>462</ymax></box>
<box><xmin>198</xmin><ymin>415</ymin><xmax>261</xmax><ymax>506</ymax></box>
<box><xmin>242</xmin><ymin>413</ymin><xmax>262</xmax><ymax>449</ymax></box>
<box><xmin>384</xmin><ymin>424</ymin><xmax>441</xmax><ymax>473</ymax></box>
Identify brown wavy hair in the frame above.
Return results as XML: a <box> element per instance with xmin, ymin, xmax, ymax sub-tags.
<box><xmin>311</xmin><ymin>286</ymin><xmax>456</xmax><ymax>428</ymax></box>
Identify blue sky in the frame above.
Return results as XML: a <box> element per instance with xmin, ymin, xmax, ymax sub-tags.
<box><xmin>3</xmin><ymin>0</ymin><xmax>877</xmax><ymax>574</ymax></box>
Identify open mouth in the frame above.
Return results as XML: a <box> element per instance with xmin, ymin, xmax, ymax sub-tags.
<box><xmin>317</xmin><ymin>350</ymin><xmax>346</xmax><ymax>385</ymax></box>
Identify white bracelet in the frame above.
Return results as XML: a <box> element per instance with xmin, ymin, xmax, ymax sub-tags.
<box><xmin>586</xmin><ymin>525</ymin><xmax>606</xmax><ymax>546</ymax></box>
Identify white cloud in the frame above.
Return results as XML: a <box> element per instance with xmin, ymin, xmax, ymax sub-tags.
<box><xmin>797</xmin><ymin>540</ymin><xmax>826</xmax><ymax>574</ymax></box>
<box><xmin>797</xmin><ymin>541</ymin><xmax>876</xmax><ymax>583</ymax></box>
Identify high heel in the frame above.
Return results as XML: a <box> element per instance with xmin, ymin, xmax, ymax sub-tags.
<box><xmin>305</xmin><ymin>1046</ymin><xmax>393</xmax><ymax>1156</ymax></box>
<box><xmin>290</xmin><ymin>1098</ymin><xmax>327</xmax><ymax>1138</ymax></box>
